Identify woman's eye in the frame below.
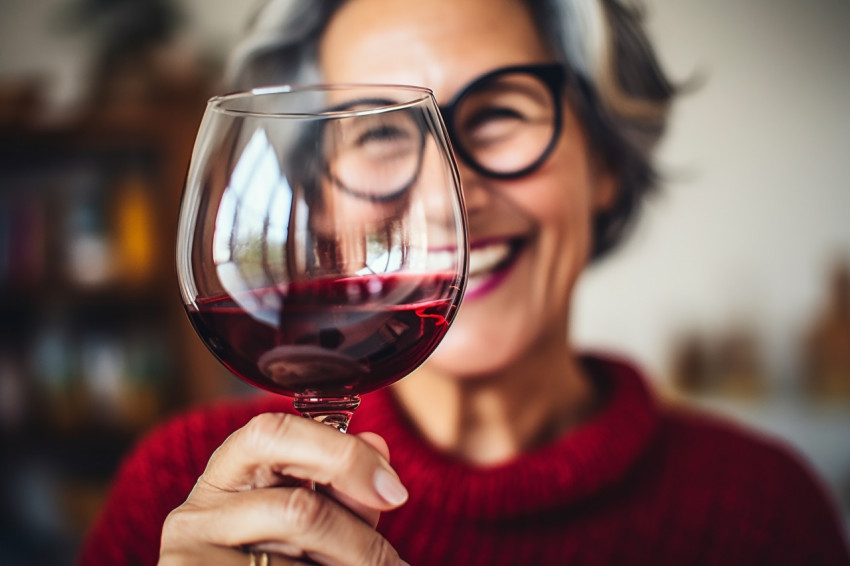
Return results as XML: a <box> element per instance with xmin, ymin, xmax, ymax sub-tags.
<box><xmin>349</xmin><ymin>125</ymin><xmax>418</xmax><ymax>163</ymax></box>
<box><xmin>461</xmin><ymin>106</ymin><xmax>526</xmax><ymax>145</ymax></box>
<box><xmin>355</xmin><ymin>125</ymin><xmax>410</xmax><ymax>146</ymax></box>
<box><xmin>462</xmin><ymin>106</ymin><xmax>524</xmax><ymax>131</ymax></box>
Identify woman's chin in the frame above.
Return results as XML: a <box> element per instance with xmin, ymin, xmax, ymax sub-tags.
<box><xmin>424</xmin><ymin>315</ymin><xmax>523</xmax><ymax>380</ymax></box>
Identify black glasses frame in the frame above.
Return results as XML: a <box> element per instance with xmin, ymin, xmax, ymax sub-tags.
<box><xmin>439</xmin><ymin>63</ymin><xmax>569</xmax><ymax>180</ymax></box>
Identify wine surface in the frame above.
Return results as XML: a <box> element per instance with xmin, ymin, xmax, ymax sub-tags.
<box><xmin>187</xmin><ymin>272</ymin><xmax>461</xmax><ymax>397</ymax></box>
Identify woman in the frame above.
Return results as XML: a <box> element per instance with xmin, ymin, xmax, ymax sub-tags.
<box><xmin>79</xmin><ymin>0</ymin><xmax>850</xmax><ymax>564</ymax></box>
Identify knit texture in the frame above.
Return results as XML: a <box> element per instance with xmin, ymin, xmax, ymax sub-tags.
<box><xmin>77</xmin><ymin>355</ymin><xmax>850</xmax><ymax>565</ymax></box>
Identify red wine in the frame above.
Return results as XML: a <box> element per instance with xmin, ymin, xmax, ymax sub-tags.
<box><xmin>187</xmin><ymin>272</ymin><xmax>461</xmax><ymax>397</ymax></box>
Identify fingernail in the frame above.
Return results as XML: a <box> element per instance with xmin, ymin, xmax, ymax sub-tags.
<box><xmin>374</xmin><ymin>468</ymin><xmax>408</xmax><ymax>505</ymax></box>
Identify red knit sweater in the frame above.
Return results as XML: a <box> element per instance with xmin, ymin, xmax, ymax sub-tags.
<box><xmin>78</xmin><ymin>356</ymin><xmax>850</xmax><ymax>565</ymax></box>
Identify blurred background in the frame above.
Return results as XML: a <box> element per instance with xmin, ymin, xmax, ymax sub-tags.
<box><xmin>0</xmin><ymin>0</ymin><xmax>848</xmax><ymax>563</ymax></box>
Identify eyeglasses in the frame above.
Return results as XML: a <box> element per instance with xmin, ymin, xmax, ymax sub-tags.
<box><xmin>313</xmin><ymin>64</ymin><xmax>569</xmax><ymax>203</ymax></box>
<box><xmin>440</xmin><ymin>63</ymin><xmax>568</xmax><ymax>180</ymax></box>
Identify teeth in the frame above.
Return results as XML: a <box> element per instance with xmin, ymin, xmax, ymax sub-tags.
<box><xmin>426</xmin><ymin>250</ymin><xmax>456</xmax><ymax>271</ymax></box>
<box><xmin>426</xmin><ymin>242</ymin><xmax>513</xmax><ymax>275</ymax></box>
<box><xmin>469</xmin><ymin>243</ymin><xmax>511</xmax><ymax>276</ymax></box>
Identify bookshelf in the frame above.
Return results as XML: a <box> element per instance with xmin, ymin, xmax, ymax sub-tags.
<box><xmin>0</xmin><ymin>81</ymin><xmax>234</xmax><ymax>562</ymax></box>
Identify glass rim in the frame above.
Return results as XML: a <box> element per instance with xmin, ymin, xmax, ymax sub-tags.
<box><xmin>208</xmin><ymin>83</ymin><xmax>436</xmax><ymax>119</ymax></box>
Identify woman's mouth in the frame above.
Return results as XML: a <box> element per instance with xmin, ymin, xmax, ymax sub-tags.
<box><xmin>465</xmin><ymin>237</ymin><xmax>526</xmax><ymax>300</ymax></box>
<box><xmin>426</xmin><ymin>236</ymin><xmax>528</xmax><ymax>299</ymax></box>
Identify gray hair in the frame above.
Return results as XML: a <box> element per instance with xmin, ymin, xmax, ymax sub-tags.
<box><xmin>225</xmin><ymin>0</ymin><xmax>675</xmax><ymax>260</ymax></box>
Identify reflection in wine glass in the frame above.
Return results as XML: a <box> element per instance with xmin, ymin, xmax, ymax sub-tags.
<box><xmin>259</xmin><ymin>345</ymin><xmax>368</xmax><ymax>391</ymax></box>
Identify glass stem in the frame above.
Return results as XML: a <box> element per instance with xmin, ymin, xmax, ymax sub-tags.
<box><xmin>293</xmin><ymin>395</ymin><xmax>361</xmax><ymax>433</ymax></box>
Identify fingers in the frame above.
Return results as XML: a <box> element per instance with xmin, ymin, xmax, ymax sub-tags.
<box><xmin>167</xmin><ymin>486</ymin><xmax>403</xmax><ymax>566</ymax></box>
<box><xmin>357</xmin><ymin>432</ymin><xmax>391</xmax><ymax>462</ymax></box>
<box><xmin>320</xmin><ymin>484</ymin><xmax>380</xmax><ymax>528</ymax></box>
<box><xmin>322</xmin><ymin>432</ymin><xmax>392</xmax><ymax>526</ymax></box>
<box><xmin>158</xmin><ymin>543</ymin><xmax>236</xmax><ymax>565</ymax></box>
<box><xmin>237</xmin><ymin>432</ymin><xmax>390</xmax><ymax>528</ymax></box>
<box><xmin>158</xmin><ymin>545</ymin><xmax>310</xmax><ymax>566</ymax></box>
<box><xmin>162</xmin><ymin>417</ymin><xmax>407</xmax><ymax>565</ymax></box>
<box><xmin>202</xmin><ymin>413</ymin><xmax>408</xmax><ymax>511</ymax></box>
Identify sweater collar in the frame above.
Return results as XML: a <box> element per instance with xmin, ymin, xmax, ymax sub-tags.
<box><xmin>352</xmin><ymin>354</ymin><xmax>660</xmax><ymax>519</ymax></box>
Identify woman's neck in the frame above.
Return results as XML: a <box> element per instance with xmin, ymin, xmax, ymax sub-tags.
<box><xmin>390</xmin><ymin>332</ymin><xmax>597</xmax><ymax>465</ymax></box>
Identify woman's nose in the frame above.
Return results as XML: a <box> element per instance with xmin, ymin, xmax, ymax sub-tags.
<box><xmin>455</xmin><ymin>156</ymin><xmax>494</xmax><ymax>218</ymax></box>
<box><xmin>452</xmin><ymin>155</ymin><xmax>536</xmax><ymax>239</ymax></box>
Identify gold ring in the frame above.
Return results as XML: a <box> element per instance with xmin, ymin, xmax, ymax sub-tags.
<box><xmin>249</xmin><ymin>551</ymin><xmax>269</xmax><ymax>566</ymax></box>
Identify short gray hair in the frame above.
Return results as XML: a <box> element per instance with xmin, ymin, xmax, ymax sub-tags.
<box><xmin>225</xmin><ymin>0</ymin><xmax>675</xmax><ymax>260</ymax></box>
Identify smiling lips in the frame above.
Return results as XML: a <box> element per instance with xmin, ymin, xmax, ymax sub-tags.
<box><xmin>429</xmin><ymin>236</ymin><xmax>527</xmax><ymax>300</ymax></box>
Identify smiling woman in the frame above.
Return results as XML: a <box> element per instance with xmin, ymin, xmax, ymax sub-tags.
<box><xmin>76</xmin><ymin>1</ymin><xmax>850</xmax><ymax>565</ymax></box>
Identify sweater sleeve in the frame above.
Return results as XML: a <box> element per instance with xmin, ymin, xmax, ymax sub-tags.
<box><xmin>75</xmin><ymin>400</ymin><xmax>271</xmax><ymax>566</ymax></box>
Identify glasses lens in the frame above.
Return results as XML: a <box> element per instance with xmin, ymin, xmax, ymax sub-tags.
<box><xmin>324</xmin><ymin>105</ymin><xmax>423</xmax><ymax>200</ymax></box>
<box><xmin>453</xmin><ymin>72</ymin><xmax>557</xmax><ymax>177</ymax></box>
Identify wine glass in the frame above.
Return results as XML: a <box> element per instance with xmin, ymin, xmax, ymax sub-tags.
<box><xmin>176</xmin><ymin>85</ymin><xmax>467</xmax><ymax>433</ymax></box>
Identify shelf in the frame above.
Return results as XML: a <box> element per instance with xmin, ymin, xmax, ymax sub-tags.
<box><xmin>0</xmin><ymin>53</ymin><xmax>219</xmax><ymax>566</ymax></box>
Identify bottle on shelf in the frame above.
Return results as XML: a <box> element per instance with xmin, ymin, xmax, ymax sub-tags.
<box><xmin>803</xmin><ymin>258</ymin><xmax>850</xmax><ymax>403</ymax></box>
